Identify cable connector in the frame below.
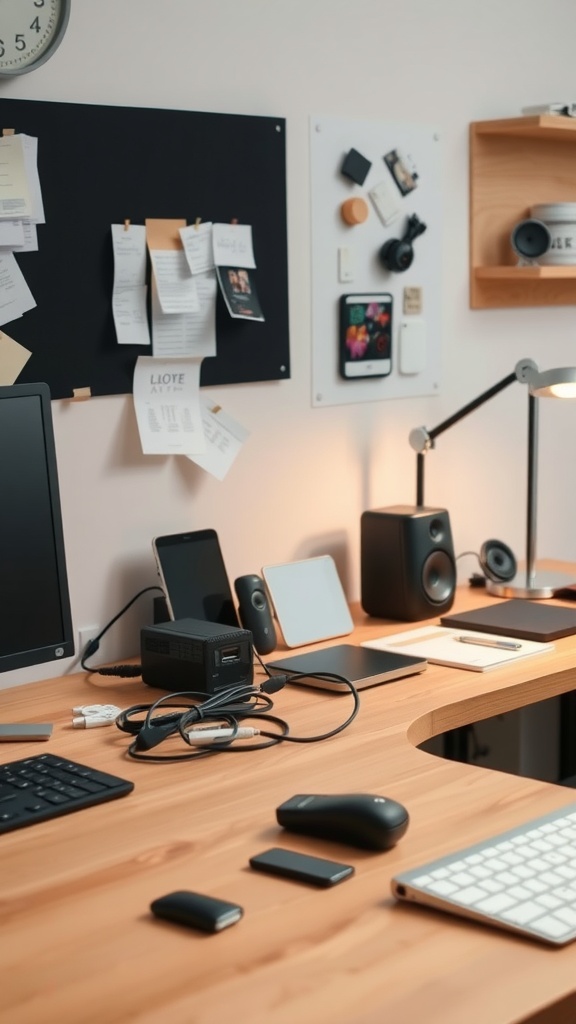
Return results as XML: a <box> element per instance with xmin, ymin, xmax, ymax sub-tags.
<box><xmin>186</xmin><ymin>727</ymin><xmax>260</xmax><ymax>743</ymax></box>
<box><xmin>73</xmin><ymin>704</ymin><xmax>123</xmax><ymax>717</ymax></box>
<box><xmin>261</xmin><ymin>674</ymin><xmax>287</xmax><ymax>693</ymax></box>
<box><xmin>71</xmin><ymin>704</ymin><xmax>123</xmax><ymax>729</ymax></box>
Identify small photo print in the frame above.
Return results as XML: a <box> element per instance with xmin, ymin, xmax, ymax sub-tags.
<box><xmin>384</xmin><ymin>148</ymin><xmax>419</xmax><ymax>196</ymax></box>
<box><xmin>216</xmin><ymin>266</ymin><xmax>265</xmax><ymax>321</ymax></box>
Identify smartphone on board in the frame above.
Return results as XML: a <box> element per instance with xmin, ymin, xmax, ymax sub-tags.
<box><xmin>339</xmin><ymin>292</ymin><xmax>393</xmax><ymax>379</ymax></box>
<box><xmin>249</xmin><ymin>847</ymin><xmax>355</xmax><ymax>887</ymax></box>
<box><xmin>152</xmin><ymin>528</ymin><xmax>239</xmax><ymax>628</ymax></box>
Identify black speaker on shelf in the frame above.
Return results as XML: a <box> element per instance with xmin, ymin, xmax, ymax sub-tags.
<box><xmin>360</xmin><ymin>505</ymin><xmax>456</xmax><ymax>621</ymax></box>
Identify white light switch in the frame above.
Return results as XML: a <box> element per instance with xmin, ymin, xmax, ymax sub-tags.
<box><xmin>338</xmin><ymin>246</ymin><xmax>354</xmax><ymax>283</ymax></box>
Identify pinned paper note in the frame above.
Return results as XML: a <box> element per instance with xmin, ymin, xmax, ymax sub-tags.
<box><xmin>187</xmin><ymin>397</ymin><xmax>250</xmax><ymax>480</ymax></box>
<box><xmin>212</xmin><ymin>223</ymin><xmax>264</xmax><ymax>322</ymax></box>
<box><xmin>146</xmin><ymin>218</ymin><xmax>199</xmax><ymax>315</ymax></box>
<box><xmin>151</xmin><ymin>272</ymin><xmax>217</xmax><ymax>358</ymax></box>
<box><xmin>179</xmin><ymin>222</ymin><xmax>215</xmax><ymax>275</ymax></box>
<box><xmin>0</xmin><ymin>330</ymin><xmax>31</xmax><ymax>384</ymax></box>
<box><xmin>112</xmin><ymin>223</ymin><xmax>147</xmax><ymax>288</ymax></box>
<box><xmin>212</xmin><ymin>223</ymin><xmax>256</xmax><ymax>269</ymax></box>
<box><xmin>111</xmin><ymin>224</ymin><xmax>150</xmax><ymax>346</ymax></box>
<box><xmin>132</xmin><ymin>355</ymin><xmax>206</xmax><ymax>456</ymax></box>
<box><xmin>0</xmin><ymin>134</ymin><xmax>34</xmax><ymax>219</ymax></box>
<box><xmin>0</xmin><ymin>253</ymin><xmax>36</xmax><ymax>326</ymax></box>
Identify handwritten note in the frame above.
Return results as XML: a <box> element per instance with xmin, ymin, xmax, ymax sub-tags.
<box><xmin>212</xmin><ymin>223</ymin><xmax>256</xmax><ymax>269</ymax></box>
<box><xmin>179</xmin><ymin>222</ymin><xmax>214</xmax><ymax>275</ymax></box>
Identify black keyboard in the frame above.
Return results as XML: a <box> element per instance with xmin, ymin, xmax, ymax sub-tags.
<box><xmin>0</xmin><ymin>752</ymin><xmax>134</xmax><ymax>833</ymax></box>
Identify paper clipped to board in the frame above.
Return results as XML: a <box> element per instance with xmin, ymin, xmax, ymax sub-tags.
<box><xmin>362</xmin><ymin>626</ymin><xmax>554</xmax><ymax>672</ymax></box>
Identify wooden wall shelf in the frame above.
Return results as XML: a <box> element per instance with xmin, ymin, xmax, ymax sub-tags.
<box><xmin>470</xmin><ymin>116</ymin><xmax>576</xmax><ymax>308</ymax></box>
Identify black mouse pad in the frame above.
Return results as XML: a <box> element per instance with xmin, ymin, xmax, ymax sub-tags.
<box><xmin>265</xmin><ymin>644</ymin><xmax>426</xmax><ymax>691</ymax></box>
<box><xmin>440</xmin><ymin>599</ymin><xmax>576</xmax><ymax>642</ymax></box>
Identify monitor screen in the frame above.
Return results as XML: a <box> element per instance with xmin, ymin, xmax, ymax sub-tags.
<box><xmin>0</xmin><ymin>382</ymin><xmax>74</xmax><ymax>674</ymax></box>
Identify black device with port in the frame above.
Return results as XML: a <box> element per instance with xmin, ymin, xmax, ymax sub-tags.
<box><xmin>140</xmin><ymin>618</ymin><xmax>253</xmax><ymax>694</ymax></box>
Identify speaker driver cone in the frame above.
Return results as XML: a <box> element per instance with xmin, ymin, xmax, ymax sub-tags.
<box><xmin>422</xmin><ymin>550</ymin><xmax>456</xmax><ymax>604</ymax></box>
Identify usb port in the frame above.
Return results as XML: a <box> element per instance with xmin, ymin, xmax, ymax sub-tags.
<box><xmin>220</xmin><ymin>646</ymin><xmax>240</xmax><ymax>663</ymax></box>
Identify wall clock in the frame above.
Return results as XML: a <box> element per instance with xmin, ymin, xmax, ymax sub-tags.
<box><xmin>0</xmin><ymin>0</ymin><xmax>71</xmax><ymax>76</ymax></box>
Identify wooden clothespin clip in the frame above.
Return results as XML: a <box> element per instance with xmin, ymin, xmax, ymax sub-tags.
<box><xmin>2</xmin><ymin>129</ymin><xmax>15</xmax><ymax>136</ymax></box>
<box><xmin>194</xmin><ymin>217</ymin><xmax>202</xmax><ymax>230</ymax></box>
<box><xmin>231</xmin><ymin>218</ymin><xmax>238</xmax><ymax>225</ymax></box>
<box><xmin>71</xmin><ymin>386</ymin><xmax>92</xmax><ymax>401</ymax></box>
<box><xmin>124</xmin><ymin>219</ymin><xmax>131</xmax><ymax>232</ymax></box>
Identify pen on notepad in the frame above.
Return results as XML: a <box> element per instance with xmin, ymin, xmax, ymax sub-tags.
<box><xmin>455</xmin><ymin>636</ymin><xmax>522</xmax><ymax>651</ymax></box>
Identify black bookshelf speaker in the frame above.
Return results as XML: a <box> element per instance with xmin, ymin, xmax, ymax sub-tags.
<box><xmin>360</xmin><ymin>505</ymin><xmax>456</xmax><ymax>621</ymax></box>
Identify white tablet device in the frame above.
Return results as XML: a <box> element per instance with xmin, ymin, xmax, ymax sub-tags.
<box><xmin>262</xmin><ymin>555</ymin><xmax>353</xmax><ymax>648</ymax></box>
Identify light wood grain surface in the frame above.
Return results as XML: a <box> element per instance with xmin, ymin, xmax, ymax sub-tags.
<box><xmin>3</xmin><ymin>573</ymin><xmax>576</xmax><ymax>1024</ymax></box>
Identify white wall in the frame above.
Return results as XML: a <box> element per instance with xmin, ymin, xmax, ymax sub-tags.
<box><xmin>4</xmin><ymin>0</ymin><xmax>576</xmax><ymax>688</ymax></box>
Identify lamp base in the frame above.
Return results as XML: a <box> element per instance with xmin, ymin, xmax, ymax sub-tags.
<box><xmin>486</xmin><ymin>569</ymin><xmax>576</xmax><ymax>600</ymax></box>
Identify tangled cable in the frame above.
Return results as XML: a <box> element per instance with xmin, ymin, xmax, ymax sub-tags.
<box><xmin>115</xmin><ymin>671</ymin><xmax>360</xmax><ymax>762</ymax></box>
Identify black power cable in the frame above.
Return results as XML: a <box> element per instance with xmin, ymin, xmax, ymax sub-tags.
<box><xmin>115</xmin><ymin>670</ymin><xmax>361</xmax><ymax>762</ymax></box>
<box><xmin>80</xmin><ymin>586</ymin><xmax>164</xmax><ymax>675</ymax></box>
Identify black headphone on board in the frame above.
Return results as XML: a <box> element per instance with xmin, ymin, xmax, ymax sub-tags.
<box><xmin>378</xmin><ymin>213</ymin><xmax>427</xmax><ymax>272</ymax></box>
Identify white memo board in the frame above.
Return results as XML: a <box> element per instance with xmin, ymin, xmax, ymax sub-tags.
<box><xmin>310</xmin><ymin>115</ymin><xmax>443</xmax><ymax>408</ymax></box>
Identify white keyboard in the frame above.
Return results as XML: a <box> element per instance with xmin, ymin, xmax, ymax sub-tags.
<box><xmin>392</xmin><ymin>801</ymin><xmax>576</xmax><ymax>945</ymax></box>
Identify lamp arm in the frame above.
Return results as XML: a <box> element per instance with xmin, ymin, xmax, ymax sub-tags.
<box><xmin>409</xmin><ymin>359</ymin><xmax>539</xmax><ymax>507</ymax></box>
<box><xmin>410</xmin><ymin>372</ymin><xmax>518</xmax><ymax>506</ymax></box>
<box><xmin>427</xmin><ymin>371</ymin><xmax>518</xmax><ymax>445</ymax></box>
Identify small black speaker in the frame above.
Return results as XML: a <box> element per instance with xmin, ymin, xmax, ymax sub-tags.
<box><xmin>479</xmin><ymin>539</ymin><xmax>517</xmax><ymax>583</ymax></box>
<box><xmin>361</xmin><ymin>505</ymin><xmax>456</xmax><ymax>621</ymax></box>
<box><xmin>511</xmin><ymin>218</ymin><xmax>551</xmax><ymax>261</ymax></box>
<box><xmin>234</xmin><ymin>575</ymin><xmax>277</xmax><ymax>655</ymax></box>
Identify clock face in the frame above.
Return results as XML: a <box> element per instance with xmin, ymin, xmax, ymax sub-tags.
<box><xmin>0</xmin><ymin>0</ymin><xmax>71</xmax><ymax>76</ymax></box>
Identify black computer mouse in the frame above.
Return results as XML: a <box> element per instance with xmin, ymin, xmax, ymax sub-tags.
<box><xmin>276</xmin><ymin>793</ymin><xmax>409</xmax><ymax>851</ymax></box>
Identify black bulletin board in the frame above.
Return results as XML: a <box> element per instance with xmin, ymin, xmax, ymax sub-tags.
<box><xmin>0</xmin><ymin>98</ymin><xmax>290</xmax><ymax>399</ymax></box>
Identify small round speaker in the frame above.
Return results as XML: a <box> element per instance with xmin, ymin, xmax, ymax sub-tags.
<box><xmin>234</xmin><ymin>575</ymin><xmax>277</xmax><ymax>655</ymax></box>
<box><xmin>479</xmin><ymin>539</ymin><xmax>517</xmax><ymax>583</ymax></box>
<box><xmin>511</xmin><ymin>219</ymin><xmax>551</xmax><ymax>260</ymax></box>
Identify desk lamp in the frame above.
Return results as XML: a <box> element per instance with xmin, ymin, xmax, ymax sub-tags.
<box><xmin>409</xmin><ymin>358</ymin><xmax>576</xmax><ymax>599</ymax></box>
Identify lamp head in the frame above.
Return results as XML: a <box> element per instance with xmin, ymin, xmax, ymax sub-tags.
<box><xmin>530</xmin><ymin>367</ymin><xmax>576</xmax><ymax>399</ymax></box>
<box><xmin>515</xmin><ymin>358</ymin><xmax>576</xmax><ymax>398</ymax></box>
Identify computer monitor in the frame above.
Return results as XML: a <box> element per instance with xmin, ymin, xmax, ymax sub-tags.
<box><xmin>0</xmin><ymin>382</ymin><xmax>74</xmax><ymax>674</ymax></box>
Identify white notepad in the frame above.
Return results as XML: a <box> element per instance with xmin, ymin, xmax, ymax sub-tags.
<box><xmin>362</xmin><ymin>625</ymin><xmax>554</xmax><ymax>672</ymax></box>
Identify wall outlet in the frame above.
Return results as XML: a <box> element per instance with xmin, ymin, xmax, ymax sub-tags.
<box><xmin>78</xmin><ymin>626</ymin><xmax>100</xmax><ymax>661</ymax></box>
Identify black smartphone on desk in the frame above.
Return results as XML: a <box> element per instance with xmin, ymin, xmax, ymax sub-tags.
<box><xmin>152</xmin><ymin>529</ymin><xmax>239</xmax><ymax>627</ymax></box>
<box><xmin>249</xmin><ymin>847</ymin><xmax>355</xmax><ymax>887</ymax></box>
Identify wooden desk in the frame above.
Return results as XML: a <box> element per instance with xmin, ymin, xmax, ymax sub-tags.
<box><xmin>3</xmin><ymin>577</ymin><xmax>576</xmax><ymax>1024</ymax></box>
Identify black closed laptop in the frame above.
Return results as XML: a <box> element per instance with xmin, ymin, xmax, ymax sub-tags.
<box><xmin>440</xmin><ymin>599</ymin><xmax>576</xmax><ymax>643</ymax></box>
